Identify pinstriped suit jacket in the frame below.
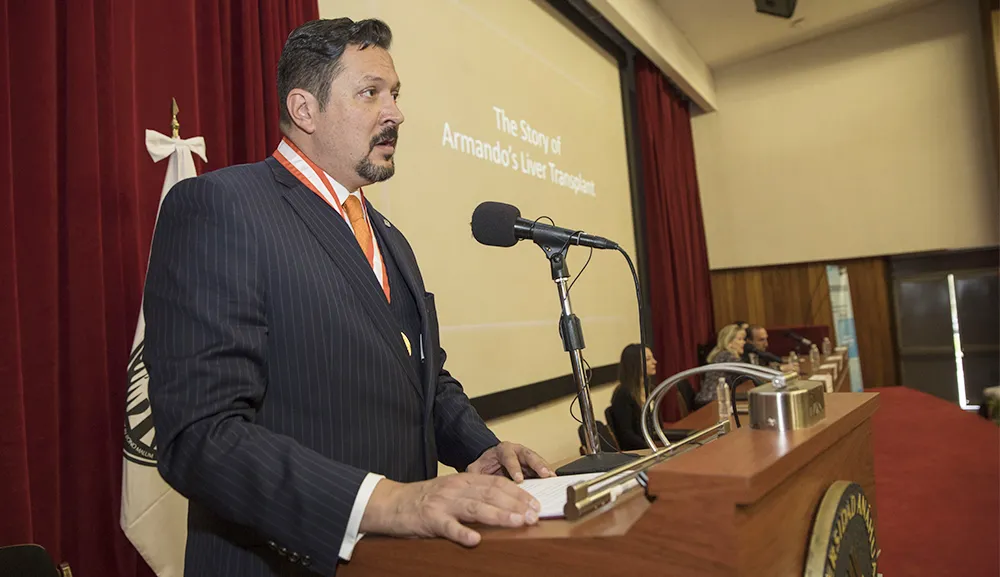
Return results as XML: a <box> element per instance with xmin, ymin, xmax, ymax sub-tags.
<box><xmin>144</xmin><ymin>157</ymin><xmax>499</xmax><ymax>577</ymax></box>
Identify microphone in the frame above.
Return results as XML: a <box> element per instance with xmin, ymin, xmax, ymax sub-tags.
<box><xmin>744</xmin><ymin>343</ymin><xmax>783</xmax><ymax>365</ymax></box>
<box><xmin>471</xmin><ymin>201</ymin><xmax>618</xmax><ymax>250</ymax></box>
<box><xmin>785</xmin><ymin>331</ymin><xmax>813</xmax><ymax>347</ymax></box>
<box><xmin>469</xmin><ymin>200</ymin><xmax>645</xmax><ymax>474</ymax></box>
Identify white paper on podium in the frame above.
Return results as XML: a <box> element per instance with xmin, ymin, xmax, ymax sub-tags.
<box><xmin>520</xmin><ymin>473</ymin><xmax>602</xmax><ymax>518</ymax></box>
<box><xmin>820</xmin><ymin>363</ymin><xmax>839</xmax><ymax>378</ymax></box>
<box><xmin>809</xmin><ymin>373</ymin><xmax>834</xmax><ymax>393</ymax></box>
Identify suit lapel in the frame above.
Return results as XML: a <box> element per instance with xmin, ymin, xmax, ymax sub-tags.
<box><xmin>367</xmin><ymin>206</ymin><xmax>426</xmax><ymax>326</ymax></box>
<box><xmin>367</xmin><ymin>204</ymin><xmax>435</xmax><ymax>397</ymax></box>
<box><xmin>268</xmin><ymin>158</ymin><xmax>423</xmax><ymax>399</ymax></box>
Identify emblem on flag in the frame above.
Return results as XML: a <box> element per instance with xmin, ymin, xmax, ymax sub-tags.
<box><xmin>124</xmin><ymin>342</ymin><xmax>156</xmax><ymax>466</ymax></box>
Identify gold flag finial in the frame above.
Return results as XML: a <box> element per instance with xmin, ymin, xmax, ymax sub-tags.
<box><xmin>171</xmin><ymin>97</ymin><xmax>180</xmax><ymax>138</ymax></box>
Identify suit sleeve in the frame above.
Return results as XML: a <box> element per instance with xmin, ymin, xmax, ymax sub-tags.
<box><xmin>144</xmin><ymin>176</ymin><xmax>365</xmax><ymax>576</ymax></box>
<box><xmin>431</xmin><ymin>346</ymin><xmax>500</xmax><ymax>471</ymax></box>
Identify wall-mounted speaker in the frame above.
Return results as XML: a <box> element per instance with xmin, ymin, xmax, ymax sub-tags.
<box><xmin>755</xmin><ymin>0</ymin><xmax>798</xmax><ymax>19</ymax></box>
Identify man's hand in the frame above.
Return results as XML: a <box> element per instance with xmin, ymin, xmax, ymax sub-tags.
<box><xmin>359</xmin><ymin>473</ymin><xmax>541</xmax><ymax>547</ymax></box>
<box><xmin>467</xmin><ymin>441</ymin><xmax>555</xmax><ymax>483</ymax></box>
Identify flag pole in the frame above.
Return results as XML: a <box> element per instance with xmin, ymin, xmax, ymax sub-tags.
<box><xmin>171</xmin><ymin>97</ymin><xmax>180</xmax><ymax>139</ymax></box>
<box><xmin>124</xmin><ymin>97</ymin><xmax>206</xmax><ymax>577</ymax></box>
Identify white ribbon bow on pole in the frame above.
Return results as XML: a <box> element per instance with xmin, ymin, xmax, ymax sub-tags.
<box><xmin>144</xmin><ymin>129</ymin><xmax>207</xmax><ymax>205</ymax></box>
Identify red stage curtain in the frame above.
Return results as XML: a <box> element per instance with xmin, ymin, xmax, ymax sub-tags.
<box><xmin>634</xmin><ymin>55</ymin><xmax>716</xmax><ymax>422</ymax></box>
<box><xmin>0</xmin><ymin>1</ymin><xmax>317</xmax><ymax>575</ymax></box>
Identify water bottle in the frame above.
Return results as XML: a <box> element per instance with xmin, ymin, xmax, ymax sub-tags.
<box><xmin>716</xmin><ymin>377</ymin><xmax>730</xmax><ymax>422</ymax></box>
<box><xmin>809</xmin><ymin>344</ymin><xmax>821</xmax><ymax>371</ymax></box>
<box><xmin>822</xmin><ymin>336</ymin><xmax>833</xmax><ymax>356</ymax></box>
<box><xmin>788</xmin><ymin>351</ymin><xmax>799</xmax><ymax>373</ymax></box>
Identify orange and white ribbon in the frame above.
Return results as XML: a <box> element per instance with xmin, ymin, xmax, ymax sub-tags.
<box><xmin>273</xmin><ymin>137</ymin><xmax>390</xmax><ymax>303</ymax></box>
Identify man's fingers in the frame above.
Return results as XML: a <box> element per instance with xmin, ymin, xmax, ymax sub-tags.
<box><xmin>454</xmin><ymin>498</ymin><xmax>535</xmax><ymax>527</ymax></box>
<box><xmin>519</xmin><ymin>446</ymin><xmax>555</xmax><ymax>478</ymax></box>
<box><xmin>471</xmin><ymin>483</ymin><xmax>538</xmax><ymax>517</ymax></box>
<box><xmin>482</xmin><ymin>474</ymin><xmax>541</xmax><ymax>511</ymax></box>
<box><xmin>437</xmin><ymin>515</ymin><xmax>481</xmax><ymax>547</ymax></box>
<box><xmin>498</xmin><ymin>443</ymin><xmax>525</xmax><ymax>483</ymax></box>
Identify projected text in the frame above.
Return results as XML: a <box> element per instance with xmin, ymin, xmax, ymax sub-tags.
<box><xmin>440</xmin><ymin>106</ymin><xmax>596</xmax><ymax>197</ymax></box>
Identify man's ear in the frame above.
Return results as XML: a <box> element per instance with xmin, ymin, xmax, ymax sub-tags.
<box><xmin>286</xmin><ymin>88</ymin><xmax>318</xmax><ymax>134</ymax></box>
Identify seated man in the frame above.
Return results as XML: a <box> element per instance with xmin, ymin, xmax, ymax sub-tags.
<box><xmin>744</xmin><ymin>324</ymin><xmax>793</xmax><ymax>372</ymax></box>
<box><xmin>742</xmin><ymin>324</ymin><xmax>769</xmax><ymax>365</ymax></box>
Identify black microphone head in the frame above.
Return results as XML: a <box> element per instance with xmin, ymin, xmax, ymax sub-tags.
<box><xmin>471</xmin><ymin>201</ymin><xmax>521</xmax><ymax>247</ymax></box>
<box><xmin>785</xmin><ymin>331</ymin><xmax>812</xmax><ymax>346</ymax></box>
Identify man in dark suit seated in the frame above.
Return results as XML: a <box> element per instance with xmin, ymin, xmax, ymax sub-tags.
<box><xmin>743</xmin><ymin>324</ymin><xmax>792</xmax><ymax>371</ymax></box>
<box><xmin>144</xmin><ymin>17</ymin><xmax>552</xmax><ymax>577</ymax></box>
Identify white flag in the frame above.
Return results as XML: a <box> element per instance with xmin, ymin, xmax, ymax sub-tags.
<box><xmin>121</xmin><ymin>129</ymin><xmax>207</xmax><ymax>577</ymax></box>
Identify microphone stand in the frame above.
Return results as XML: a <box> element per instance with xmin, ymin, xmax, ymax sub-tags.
<box><xmin>536</xmin><ymin>241</ymin><xmax>639</xmax><ymax>475</ymax></box>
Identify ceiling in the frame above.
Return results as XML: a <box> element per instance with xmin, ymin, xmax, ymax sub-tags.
<box><xmin>656</xmin><ymin>0</ymin><xmax>941</xmax><ymax>69</ymax></box>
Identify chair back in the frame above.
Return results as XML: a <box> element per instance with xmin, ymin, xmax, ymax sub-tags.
<box><xmin>697</xmin><ymin>341</ymin><xmax>714</xmax><ymax>366</ymax></box>
<box><xmin>675</xmin><ymin>379</ymin><xmax>696</xmax><ymax>418</ymax></box>
<box><xmin>0</xmin><ymin>544</ymin><xmax>64</xmax><ymax>577</ymax></box>
<box><xmin>603</xmin><ymin>406</ymin><xmax>617</xmax><ymax>438</ymax></box>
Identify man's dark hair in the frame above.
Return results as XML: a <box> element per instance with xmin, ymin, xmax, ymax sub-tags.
<box><xmin>747</xmin><ymin>324</ymin><xmax>764</xmax><ymax>340</ymax></box>
<box><xmin>277</xmin><ymin>18</ymin><xmax>392</xmax><ymax>128</ymax></box>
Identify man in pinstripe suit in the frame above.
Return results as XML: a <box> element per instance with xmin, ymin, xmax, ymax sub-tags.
<box><xmin>144</xmin><ymin>18</ymin><xmax>554</xmax><ymax>577</ymax></box>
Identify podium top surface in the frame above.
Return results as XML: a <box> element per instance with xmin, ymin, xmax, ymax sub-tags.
<box><xmin>466</xmin><ymin>392</ymin><xmax>877</xmax><ymax>542</ymax></box>
<box><xmin>647</xmin><ymin>392</ymin><xmax>879</xmax><ymax>504</ymax></box>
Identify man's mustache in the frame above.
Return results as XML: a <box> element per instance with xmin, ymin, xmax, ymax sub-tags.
<box><xmin>370</xmin><ymin>127</ymin><xmax>399</xmax><ymax>150</ymax></box>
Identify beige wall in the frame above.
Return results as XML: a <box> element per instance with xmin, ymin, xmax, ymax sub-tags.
<box><xmin>693</xmin><ymin>0</ymin><xmax>999</xmax><ymax>270</ymax></box>
<box><xmin>438</xmin><ymin>383</ymin><xmax>617</xmax><ymax>476</ymax></box>
<box><xmin>588</xmin><ymin>0</ymin><xmax>717</xmax><ymax>111</ymax></box>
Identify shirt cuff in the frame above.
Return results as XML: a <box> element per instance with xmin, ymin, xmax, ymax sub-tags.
<box><xmin>338</xmin><ymin>472</ymin><xmax>384</xmax><ymax>561</ymax></box>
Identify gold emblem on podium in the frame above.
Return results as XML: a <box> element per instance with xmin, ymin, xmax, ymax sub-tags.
<box><xmin>805</xmin><ymin>481</ymin><xmax>879</xmax><ymax>577</ymax></box>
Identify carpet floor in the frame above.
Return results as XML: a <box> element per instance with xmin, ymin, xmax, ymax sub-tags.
<box><xmin>870</xmin><ymin>387</ymin><xmax>999</xmax><ymax>576</ymax></box>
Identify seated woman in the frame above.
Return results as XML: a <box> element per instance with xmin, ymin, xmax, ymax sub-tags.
<box><xmin>693</xmin><ymin>323</ymin><xmax>746</xmax><ymax>408</ymax></box>
<box><xmin>608</xmin><ymin>344</ymin><xmax>658</xmax><ymax>451</ymax></box>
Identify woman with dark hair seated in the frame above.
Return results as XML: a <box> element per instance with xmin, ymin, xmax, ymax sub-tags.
<box><xmin>608</xmin><ymin>344</ymin><xmax>658</xmax><ymax>451</ymax></box>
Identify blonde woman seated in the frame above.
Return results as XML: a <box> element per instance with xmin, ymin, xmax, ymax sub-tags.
<box><xmin>694</xmin><ymin>324</ymin><xmax>746</xmax><ymax>408</ymax></box>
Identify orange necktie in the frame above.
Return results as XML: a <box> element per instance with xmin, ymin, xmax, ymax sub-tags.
<box><xmin>342</xmin><ymin>195</ymin><xmax>372</xmax><ymax>257</ymax></box>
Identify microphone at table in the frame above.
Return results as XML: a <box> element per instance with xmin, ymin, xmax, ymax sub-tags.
<box><xmin>744</xmin><ymin>342</ymin><xmax>783</xmax><ymax>365</ymax></box>
<box><xmin>470</xmin><ymin>201</ymin><xmax>619</xmax><ymax>250</ymax></box>
<box><xmin>786</xmin><ymin>331</ymin><xmax>813</xmax><ymax>348</ymax></box>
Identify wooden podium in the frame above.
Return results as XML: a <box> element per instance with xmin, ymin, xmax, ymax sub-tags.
<box><xmin>341</xmin><ymin>393</ymin><xmax>879</xmax><ymax>577</ymax></box>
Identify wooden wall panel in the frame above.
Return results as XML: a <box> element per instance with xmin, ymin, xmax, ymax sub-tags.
<box><xmin>710</xmin><ymin>263</ymin><xmax>833</xmax><ymax>331</ymax></box>
<box><xmin>710</xmin><ymin>257</ymin><xmax>898</xmax><ymax>389</ymax></box>
<box><xmin>710</xmin><ymin>268</ymin><xmax>766</xmax><ymax>329</ymax></box>
<box><xmin>844</xmin><ymin>259</ymin><xmax>899</xmax><ymax>388</ymax></box>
